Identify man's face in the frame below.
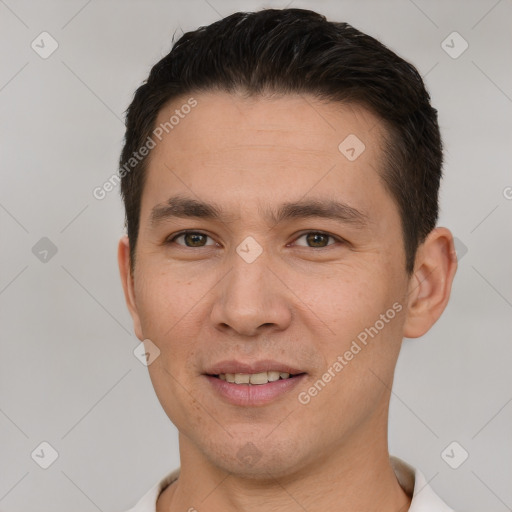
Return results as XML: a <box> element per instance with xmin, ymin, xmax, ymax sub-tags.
<box><xmin>125</xmin><ymin>92</ymin><xmax>412</xmax><ymax>477</ymax></box>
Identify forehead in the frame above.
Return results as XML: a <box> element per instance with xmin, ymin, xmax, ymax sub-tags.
<box><xmin>152</xmin><ymin>91</ymin><xmax>385</xmax><ymax>161</ymax></box>
<box><xmin>141</xmin><ymin>91</ymin><xmax>394</xmax><ymax>224</ymax></box>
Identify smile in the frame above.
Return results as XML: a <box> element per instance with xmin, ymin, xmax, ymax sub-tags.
<box><xmin>205</xmin><ymin>372</ymin><xmax>306</xmax><ymax>406</ymax></box>
<box><xmin>216</xmin><ymin>371</ymin><xmax>297</xmax><ymax>384</ymax></box>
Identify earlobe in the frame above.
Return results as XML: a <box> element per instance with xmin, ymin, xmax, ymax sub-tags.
<box><xmin>117</xmin><ymin>235</ymin><xmax>144</xmax><ymax>340</ymax></box>
<box><xmin>403</xmin><ymin>227</ymin><xmax>458</xmax><ymax>339</ymax></box>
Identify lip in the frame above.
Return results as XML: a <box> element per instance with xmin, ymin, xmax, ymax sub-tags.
<box><xmin>204</xmin><ymin>373</ymin><xmax>306</xmax><ymax>407</ymax></box>
<box><xmin>204</xmin><ymin>359</ymin><xmax>304</xmax><ymax>376</ymax></box>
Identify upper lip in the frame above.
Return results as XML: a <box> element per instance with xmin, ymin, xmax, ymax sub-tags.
<box><xmin>204</xmin><ymin>360</ymin><xmax>305</xmax><ymax>376</ymax></box>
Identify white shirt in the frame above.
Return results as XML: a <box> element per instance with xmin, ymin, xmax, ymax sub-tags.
<box><xmin>123</xmin><ymin>456</ymin><xmax>455</xmax><ymax>511</ymax></box>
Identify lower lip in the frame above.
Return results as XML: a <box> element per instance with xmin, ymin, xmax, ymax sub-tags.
<box><xmin>204</xmin><ymin>374</ymin><xmax>306</xmax><ymax>406</ymax></box>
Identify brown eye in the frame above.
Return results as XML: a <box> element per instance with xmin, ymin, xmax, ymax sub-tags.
<box><xmin>295</xmin><ymin>232</ymin><xmax>337</xmax><ymax>248</ymax></box>
<box><xmin>168</xmin><ymin>231</ymin><xmax>215</xmax><ymax>247</ymax></box>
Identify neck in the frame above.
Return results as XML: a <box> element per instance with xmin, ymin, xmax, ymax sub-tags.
<box><xmin>157</xmin><ymin>422</ymin><xmax>411</xmax><ymax>512</ymax></box>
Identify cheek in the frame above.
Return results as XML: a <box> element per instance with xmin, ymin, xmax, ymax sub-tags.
<box><xmin>138</xmin><ymin>273</ymin><xmax>206</xmax><ymax>431</ymax></box>
<box><xmin>300</xmin><ymin>267</ymin><xmax>392</xmax><ymax>333</ymax></box>
<box><xmin>134</xmin><ymin>267</ymin><xmax>208</xmax><ymax>364</ymax></box>
<box><xmin>298</xmin><ymin>265</ymin><xmax>407</xmax><ymax>389</ymax></box>
<box><xmin>135</xmin><ymin>266</ymin><xmax>195</xmax><ymax>334</ymax></box>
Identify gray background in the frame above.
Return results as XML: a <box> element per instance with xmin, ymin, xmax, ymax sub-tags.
<box><xmin>1</xmin><ymin>0</ymin><xmax>511</xmax><ymax>511</ymax></box>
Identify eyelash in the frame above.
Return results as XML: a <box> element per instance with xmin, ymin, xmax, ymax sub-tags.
<box><xmin>165</xmin><ymin>230</ymin><xmax>344</xmax><ymax>249</ymax></box>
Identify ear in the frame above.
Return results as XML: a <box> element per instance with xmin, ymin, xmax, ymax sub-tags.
<box><xmin>403</xmin><ymin>227</ymin><xmax>458</xmax><ymax>338</ymax></box>
<box><xmin>118</xmin><ymin>235</ymin><xmax>144</xmax><ymax>340</ymax></box>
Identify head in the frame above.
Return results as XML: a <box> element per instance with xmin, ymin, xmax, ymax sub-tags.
<box><xmin>118</xmin><ymin>8</ymin><xmax>456</xmax><ymax>478</ymax></box>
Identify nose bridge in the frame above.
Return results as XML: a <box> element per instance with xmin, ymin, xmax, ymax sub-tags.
<box><xmin>229</xmin><ymin>248</ymin><xmax>269</xmax><ymax>300</ymax></box>
<box><xmin>211</xmin><ymin>244</ymin><xmax>292</xmax><ymax>335</ymax></box>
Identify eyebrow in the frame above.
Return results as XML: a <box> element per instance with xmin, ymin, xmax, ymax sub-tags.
<box><xmin>150</xmin><ymin>194</ymin><xmax>369</xmax><ymax>228</ymax></box>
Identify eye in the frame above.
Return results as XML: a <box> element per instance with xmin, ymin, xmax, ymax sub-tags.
<box><xmin>293</xmin><ymin>231</ymin><xmax>340</xmax><ymax>248</ymax></box>
<box><xmin>165</xmin><ymin>230</ymin><xmax>343</xmax><ymax>249</ymax></box>
<box><xmin>167</xmin><ymin>231</ymin><xmax>216</xmax><ymax>248</ymax></box>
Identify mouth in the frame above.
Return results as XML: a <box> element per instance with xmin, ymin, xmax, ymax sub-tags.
<box><xmin>208</xmin><ymin>371</ymin><xmax>305</xmax><ymax>385</ymax></box>
<box><xmin>203</xmin><ymin>360</ymin><xmax>307</xmax><ymax>406</ymax></box>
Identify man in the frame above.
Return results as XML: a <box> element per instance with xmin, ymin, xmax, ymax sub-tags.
<box><xmin>117</xmin><ymin>8</ymin><xmax>457</xmax><ymax>511</ymax></box>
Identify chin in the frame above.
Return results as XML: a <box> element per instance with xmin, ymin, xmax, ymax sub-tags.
<box><xmin>204</xmin><ymin>433</ymin><xmax>308</xmax><ymax>481</ymax></box>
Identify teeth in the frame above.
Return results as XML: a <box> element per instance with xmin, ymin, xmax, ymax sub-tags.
<box><xmin>267</xmin><ymin>371</ymin><xmax>280</xmax><ymax>382</ymax></box>
<box><xmin>249</xmin><ymin>372</ymin><xmax>268</xmax><ymax>384</ymax></box>
<box><xmin>217</xmin><ymin>371</ymin><xmax>295</xmax><ymax>385</ymax></box>
<box><xmin>234</xmin><ymin>373</ymin><xmax>250</xmax><ymax>384</ymax></box>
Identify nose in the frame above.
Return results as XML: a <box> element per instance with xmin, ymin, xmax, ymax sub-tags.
<box><xmin>210</xmin><ymin>253</ymin><xmax>293</xmax><ymax>337</ymax></box>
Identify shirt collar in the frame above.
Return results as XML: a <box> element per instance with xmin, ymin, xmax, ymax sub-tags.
<box><xmin>391</xmin><ymin>456</ymin><xmax>455</xmax><ymax>511</ymax></box>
